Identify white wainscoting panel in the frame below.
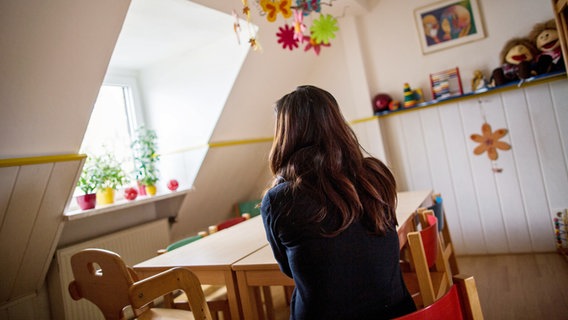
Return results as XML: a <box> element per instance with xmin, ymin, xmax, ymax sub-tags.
<box><xmin>381</xmin><ymin>78</ymin><xmax>568</xmax><ymax>255</ymax></box>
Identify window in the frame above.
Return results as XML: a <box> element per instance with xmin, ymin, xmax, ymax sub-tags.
<box><xmin>80</xmin><ymin>84</ymin><xmax>136</xmax><ymax>163</ymax></box>
<box><xmin>72</xmin><ymin>77</ymin><xmax>142</xmax><ymax>201</ymax></box>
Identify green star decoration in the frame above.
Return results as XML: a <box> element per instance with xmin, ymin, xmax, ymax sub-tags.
<box><xmin>310</xmin><ymin>14</ymin><xmax>338</xmax><ymax>45</ymax></box>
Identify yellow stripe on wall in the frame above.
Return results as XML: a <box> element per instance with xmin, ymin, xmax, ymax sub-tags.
<box><xmin>0</xmin><ymin>154</ymin><xmax>86</xmax><ymax>168</ymax></box>
<box><xmin>161</xmin><ymin>116</ymin><xmax>378</xmax><ymax>156</ymax></box>
<box><xmin>1</xmin><ymin>116</ymin><xmax>380</xmax><ymax>162</ymax></box>
<box><xmin>209</xmin><ymin>137</ymin><xmax>274</xmax><ymax>148</ymax></box>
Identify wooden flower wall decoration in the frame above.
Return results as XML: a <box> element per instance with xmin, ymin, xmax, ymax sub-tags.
<box><xmin>470</xmin><ymin>122</ymin><xmax>511</xmax><ymax>160</ymax></box>
<box><xmin>234</xmin><ymin>0</ymin><xmax>339</xmax><ymax>55</ymax></box>
<box><xmin>470</xmin><ymin>122</ymin><xmax>511</xmax><ymax>172</ymax></box>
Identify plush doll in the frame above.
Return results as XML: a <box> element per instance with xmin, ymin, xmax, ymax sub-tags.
<box><xmin>491</xmin><ymin>37</ymin><xmax>538</xmax><ymax>86</ymax></box>
<box><xmin>529</xmin><ymin>19</ymin><xmax>566</xmax><ymax>74</ymax></box>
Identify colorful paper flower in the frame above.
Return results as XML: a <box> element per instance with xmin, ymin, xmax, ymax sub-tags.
<box><xmin>277</xmin><ymin>24</ymin><xmax>299</xmax><ymax>50</ymax></box>
<box><xmin>296</xmin><ymin>0</ymin><xmax>321</xmax><ymax>16</ymax></box>
<box><xmin>310</xmin><ymin>14</ymin><xmax>338</xmax><ymax>45</ymax></box>
<box><xmin>470</xmin><ymin>122</ymin><xmax>511</xmax><ymax>160</ymax></box>
<box><xmin>293</xmin><ymin>9</ymin><xmax>306</xmax><ymax>41</ymax></box>
<box><xmin>303</xmin><ymin>34</ymin><xmax>330</xmax><ymax>55</ymax></box>
<box><xmin>260</xmin><ymin>0</ymin><xmax>292</xmax><ymax>22</ymax></box>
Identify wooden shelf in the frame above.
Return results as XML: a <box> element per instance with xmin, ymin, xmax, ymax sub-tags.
<box><xmin>374</xmin><ymin>71</ymin><xmax>567</xmax><ymax>118</ymax></box>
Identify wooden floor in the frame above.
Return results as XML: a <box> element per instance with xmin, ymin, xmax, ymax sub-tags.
<box><xmin>268</xmin><ymin>252</ymin><xmax>568</xmax><ymax>320</ymax></box>
<box><xmin>458</xmin><ymin>252</ymin><xmax>568</xmax><ymax>320</ymax></box>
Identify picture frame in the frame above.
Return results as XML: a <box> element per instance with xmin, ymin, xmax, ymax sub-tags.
<box><xmin>415</xmin><ymin>0</ymin><xmax>485</xmax><ymax>54</ymax></box>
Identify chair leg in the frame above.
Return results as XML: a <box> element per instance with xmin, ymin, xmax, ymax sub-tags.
<box><xmin>442</xmin><ymin>212</ymin><xmax>459</xmax><ymax>275</ymax></box>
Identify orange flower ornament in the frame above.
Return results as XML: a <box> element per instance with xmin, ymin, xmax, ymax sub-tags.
<box><xmin>470</xmin><ymin>122</ymin><xmax>511</xmax><ymax>160</ymax></box>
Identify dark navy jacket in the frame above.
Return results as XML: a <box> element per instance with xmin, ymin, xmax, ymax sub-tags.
<box><xmin>261</xmin><ymin>181</ymin><xmax>416</xmax><ymax>320</ymax></box>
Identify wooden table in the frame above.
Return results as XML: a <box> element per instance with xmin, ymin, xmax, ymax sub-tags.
<box><xmin>232</xmin><ymin>189</ymin><xmax>433</xmax><ymax>320</ymax></box>
<box><xmin>134</xmin><ymin>215</ymin><xmax>268</xmax><ymax>320</ymax></box>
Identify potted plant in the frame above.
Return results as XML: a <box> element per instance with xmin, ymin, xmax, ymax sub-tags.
<box><xmin>92</xmin><ymin>152</ymin><xmax>128</xmax><ymax>205</ymax></box>
<box><xmin>131</xmin><ymin>126</ymin><xmax>160</xmax><ymax>196</ymax></box>
<box><xmin>75</xmin><ymin>156</ymin><xmax>97</xmax><ymax>210</ymax></box>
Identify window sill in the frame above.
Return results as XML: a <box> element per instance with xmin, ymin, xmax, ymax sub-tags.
<box><xmin>64</xmin><ymin>187</ymin><xmax>191</xmax><ymax>221</ymax></box>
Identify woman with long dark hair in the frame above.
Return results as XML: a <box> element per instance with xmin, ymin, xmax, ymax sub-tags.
<box><xmin>261</xmin><ymin>85</ymin><xmax>416</xmax><ymax>319</ymax></box>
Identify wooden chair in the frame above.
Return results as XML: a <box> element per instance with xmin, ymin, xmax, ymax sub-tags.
<box><xmin>68</xmin><ymin>248</ymin><xmax>136</xmax><ymax>320</ymax></box>
<box><xmin>69</xmin><ymin>248</ymin><xmax>206</xmax><ymax>320</ymax></box>
<box><xmin>403</xmin><ymin>210</ymin><xmax>453</xmax><ymax>308</ymax></box>
<box><xmin>418</xmin><ymin>193</ymin><xmax>459</xmax><ymax>275</ymax></box>
<box><xmin>394</xmin><ymin>274</ymin><xmax>484</xmax><ymax>320</ymax></box>
<box><xmin>129</xmin><ymin>267</ymin><xmax>213</xmax><ymax>320</ymax></box>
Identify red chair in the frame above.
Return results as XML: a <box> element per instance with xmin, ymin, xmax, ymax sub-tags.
<box><xmin>212</xmin><ymin>216</ymin><xmax>248</xmax><ymax>232</ymax></box>
<box><xmin>394</xmin><ymin>274</ymin><xmax>484</xmax><ymax>320</ymax></box>
<box><xmin>418</xmin><ymin>192</ymin><xmax>459</xmax><ymax>275</ymax></box>
<box><xmin>402</xmin><ymin>210</ymin><xmax>452</xmax><ymax>308</ymax></box>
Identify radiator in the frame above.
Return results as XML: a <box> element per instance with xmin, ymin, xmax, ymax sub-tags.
<box><xmin>49</xmin><ymin>219</ymin><xmax>170</xmax><ymax>320</ymax></box>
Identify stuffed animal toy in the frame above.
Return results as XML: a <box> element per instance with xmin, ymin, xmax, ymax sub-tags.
<box><xmin>529</xmin><ymin>19</ymin><xmax>566</xmax><ymax>74</ymax></box>
<box><xmin>491</xmin><ymin>37</ymin><xmax>538</xmax><ymax>86</ymax></box>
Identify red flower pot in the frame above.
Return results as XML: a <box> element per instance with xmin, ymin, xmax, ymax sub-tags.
<box><xmin>76</xmin><ymin>193</ymin><xmax>96</xmax><ymax>210</ymax></box>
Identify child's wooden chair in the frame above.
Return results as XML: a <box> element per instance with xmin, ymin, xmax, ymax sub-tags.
<box><xmin>403</xmin><ymin>210</ymin><xmax>453</xmax><ymax>308</ymax></box>
<box><xmin>418</xmin><ymin>193</ymin><xmax>459</xmax><ymax>275</ymax></box>
<box><xmin>395</xmin><ymin>274</ymin><xmax>484</xmax><ymax>320</ymax></box>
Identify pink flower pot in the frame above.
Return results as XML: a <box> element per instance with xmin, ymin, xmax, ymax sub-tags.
<box><xmin>137</xmin><ymin>181</ymin><xmax>147</xmax><ymax>196</ymax></box>
<box><xmin>76</xmin><ymin>193</ymin><xmax>96</xmax><ymax>210</ymax></box>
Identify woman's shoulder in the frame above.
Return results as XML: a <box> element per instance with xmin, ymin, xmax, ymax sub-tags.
<box><xmin>264</xmin><ymin>180</ymin><xmax>291</xmax><ymax>203</ymax></box>
<box><xmin>261</xmin><ymin>180</ymin><xmax>291</xmax><ymax>219</ymax></box>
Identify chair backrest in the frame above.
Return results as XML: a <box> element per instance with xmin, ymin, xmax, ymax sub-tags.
<box><xmin>129</xmin><ymin>267</ymin><xmax>213</xmax><ymax>320</ymax></box>
<box><xmin>68</xmin><ymin>248</ymin><xmax>135</xmax><ymax>320</ymax></box>
<box><xmin>166</xmin><ymin>234</ymin><xmax>203</xmax><ymax>251</ymax></box>
<box><xmin>413</xmin><ymin>212</ymin><xmax>439</xmax><ymax>268</ymax></box>
<box><xmin>406</xmin><ymin>210</ymin><xmax>453</xmax><ymax>307</ymax></box>
<box><xmin>428</xmin><ymin>195</ymin><xmax>444</xmax><ymax>232</ymax></box>
<box><xmin>235</xmin><ymin>199</ymin><xmax>262</xmax><ymax>217</ymax></box>
<box><xmin>217</xmin><ymin>216</ymin><xmax>247</xmax><ymax>231</ymax></box>
<box><xmin>394</xmin><ymin>274</ymin><xmax>484</xmax><ymax>320</ymax></box>
<box><xmin>419</xmin><ymin>192</ymin><xmax>460</xmax><ymax>275</ymax></box>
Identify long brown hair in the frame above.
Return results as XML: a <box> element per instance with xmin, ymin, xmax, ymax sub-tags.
<box><xmin>268</xmin><ymin>85</ymin><xmax>397</xmax><ymax>236</ymax></box>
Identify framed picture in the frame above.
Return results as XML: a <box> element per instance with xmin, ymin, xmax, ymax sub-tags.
<box><xmin>415</xmin><ymin>0</ymin><xmax>485</xmax><ymax>54</ymax></box>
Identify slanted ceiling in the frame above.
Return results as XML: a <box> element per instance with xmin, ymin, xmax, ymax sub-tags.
<box><xmin>0</xmin><ymin>0</ymin><xmax>131</xmax><ymax>306</ymax></box>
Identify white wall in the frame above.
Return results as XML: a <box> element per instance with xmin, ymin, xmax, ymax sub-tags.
<box><xmin>381</xmin><ymin>78</ymin><xmax>568</xmax><ymax>255</ymax></box>
<box><xmin>360</xmin><ymin>0</ymin><xmax>555</xmax><ymax>102</ymax></box>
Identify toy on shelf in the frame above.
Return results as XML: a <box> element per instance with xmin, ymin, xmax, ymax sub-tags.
<box><xmin>471</xmin><ymin>70</ymin><xmax>488</xmax><ymax>92</ymax></box>
<box><xmin>372</xmin><ymin>93</ymin><xmax>392</xmax><ymax>113</ymax></box>
<box><xmin>491</xmin><ymin>38</ymin><xmax>538</xmax><ymax>86</ymax></box>
<box><xmin>403</xmin><ymin>83</ymin><xmax>421</xmax><ymax>108</ymax></box>
<box><xmin>430</xmin><ymin>67</ymin><xmax>463</xmax><ymax>100</ymax></box>
<box><xmin>529</xmin><ymin>19</ymin><xmax>566</xmax><ymax>75</ymax></box>
<box><xmin>389</xmin><ymin>100</ymin><xmax>401</xmax><ymax>111</ymax></box>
